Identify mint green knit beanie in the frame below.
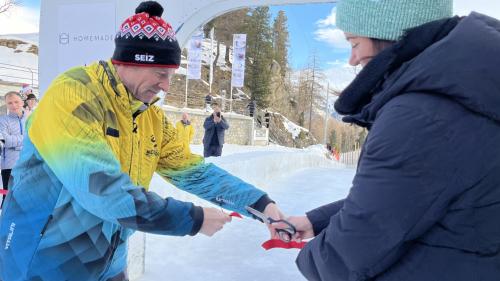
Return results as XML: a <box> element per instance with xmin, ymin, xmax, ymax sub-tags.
<box><xmin>336</xmin><ymin>0</ymin><xmax>453</xmax><ymax>41</ymax></box>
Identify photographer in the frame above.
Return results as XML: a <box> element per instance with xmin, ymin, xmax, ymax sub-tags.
<box><xmin>203</xmin><ymin>104</ymin><xmax>229</xmax><ymax>157</ymax></box>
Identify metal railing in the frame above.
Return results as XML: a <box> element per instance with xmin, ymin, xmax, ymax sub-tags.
<box><xmin>0</xmin><ymin>62</ymin><xmax>39</xmax><ymax>88</ymax></box>
<box><xmin>339</xmin><ymin>149</ymin><xmax>361</xmax><ymax>167</ymax></box>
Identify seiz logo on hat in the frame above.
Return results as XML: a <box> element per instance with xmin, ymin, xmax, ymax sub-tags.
<box><xmin>135</xmin><ymin>54</ymin><xmax>155</xmax><ymax>62</ymax></box>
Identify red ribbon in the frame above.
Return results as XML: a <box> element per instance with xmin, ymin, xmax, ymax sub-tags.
<box><xmin>229</xmin><ymin>212</ymin><xmax>243</xmax><ymax>218</ymax></box>
<box><xmin>261</xmin><ymin>239</ymin><xmax>306</xmax><ymax>250</ymax></box>
<box><xmin>0</xmin><ymin>189</ymin><xmax>7</xmax><ymax>195</ymax></box>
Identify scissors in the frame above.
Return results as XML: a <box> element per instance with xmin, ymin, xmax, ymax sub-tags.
<box><xmin>245</xmin><ymin>206</ymin><xmax>296</xmax><ymax>242</ymax></box>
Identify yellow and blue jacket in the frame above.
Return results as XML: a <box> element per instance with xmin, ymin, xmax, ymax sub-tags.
<box><xmin>0</xmin><ymin>60</ymin><xmax>271</xmax><ymax>281</ymax></box>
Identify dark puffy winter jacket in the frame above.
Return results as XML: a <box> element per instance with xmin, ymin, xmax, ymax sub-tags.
<box><xmin>202</xmin><ymin>115</ymin><xmax>229</xmax><ymax>149</ymax></box>
<box><xmin>296</xmin><ymin>12</ymin><xmax>500</xmax><ymax>281</ymax></box>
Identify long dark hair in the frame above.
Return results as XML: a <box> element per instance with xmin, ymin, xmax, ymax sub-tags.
<box><xmin>371</xmin><ymin>38</ymin><xmax>396</xmax><ymax>53</ymax></box>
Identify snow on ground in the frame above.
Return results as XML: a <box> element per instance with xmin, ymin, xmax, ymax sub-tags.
<box><xmin>280</xmin><ymin>115</ymin><xmax>309</xmax><ymax>140</ymax></box>
<box><xmin>138</xmin><ymin>144</ymin><xmax>355</xmax><ymax>281</ymax></box>
<box><xmin>0</xmin><ymin>34</ymin><xmax>38</xmax><ymax>85</ymax></box>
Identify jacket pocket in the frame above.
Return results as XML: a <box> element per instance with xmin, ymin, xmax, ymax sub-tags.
<box><xmin>25</xmin><ymin>215</ymin><xmax>53</xmax><ymax>276</ymax></box>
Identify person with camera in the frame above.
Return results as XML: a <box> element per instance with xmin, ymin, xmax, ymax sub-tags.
<box><xmin>203</xmin><ymin>103</ymin><xmax>228</xmax><ymax>157</ymax></box>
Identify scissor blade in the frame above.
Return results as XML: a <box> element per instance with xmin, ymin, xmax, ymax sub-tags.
<box><xmin>245</xmin><ymin>206</ymin><xmax>269</xmax><ymax>223</ymax></box>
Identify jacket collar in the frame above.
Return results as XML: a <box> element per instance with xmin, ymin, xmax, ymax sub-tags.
<box><xmin>7</xmin><ymin>111</ymin><xmax>24</xmax><ymax>119</ymax></box>
<box><xmin>334</xmin><ymin>17</ymin><xmax>461</xmax><ymax>128</ymax></box>
<box><xmin>98</xmin><ymin>60</ymin><xmax>159</xmax><ymax>118</ymax></box>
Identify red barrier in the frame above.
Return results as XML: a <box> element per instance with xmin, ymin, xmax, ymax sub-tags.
<box><xmin>0</xmin><ymin>189</ymin><xmax>7</xmax><ymax>195</ymax></box>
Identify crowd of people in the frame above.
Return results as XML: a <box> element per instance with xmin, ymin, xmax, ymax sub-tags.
<box><xmin>1</xmin><ymin>0</ymin><xmax>500</xmax><ymax>280</ymax></box>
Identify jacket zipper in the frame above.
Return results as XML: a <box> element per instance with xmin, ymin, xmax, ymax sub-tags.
<box><xmin>40</xmin><ymin>215</ymin><xmax>53</xmax><ymax>237</ymax></box>
<box><xmin>129</xmin><ymin>118</ymin><xmax>137</xmax><ymax>174</ymax></box>
<box><xmin>102</xmin><ymin>229</ymin><xmax>122</xmax><ymax>277</ymax></box>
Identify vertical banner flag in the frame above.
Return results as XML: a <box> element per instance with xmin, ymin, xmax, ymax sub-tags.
<box><xmin>187</xmin><ymin>33</ymin><xmax>203</xmax><ymax>80</ymax></box>
<box><xmin>231</xmin><ymin>34</ymin><xmax>247</xmax><ymax>88</ymax></box>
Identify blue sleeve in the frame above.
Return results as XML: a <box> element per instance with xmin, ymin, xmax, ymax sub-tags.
<box><xmin>160</xmin><ymin>162</ymin><xmax>269</xmax><ymax>217</ymax></box>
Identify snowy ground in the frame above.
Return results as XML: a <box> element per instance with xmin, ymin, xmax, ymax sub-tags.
<box><xmin>0</xmin><ymin>34</ymin><xmax>38</xmax><ymax>85</ymax></box>
<box><xmin>138</xmin><ymin>144</ymin><xmax>355</xmax><ymax>281</ymax></box>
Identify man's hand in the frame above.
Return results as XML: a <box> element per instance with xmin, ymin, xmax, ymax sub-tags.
<box><xmin>199</xmin><ymin>207</ymin><xmax>232</xmax><ymax>236</ymax></box>
<box><xmin>213</xmin><ymin>114</ymin><xmax>221</xmax><ymax>123</ymax></box>
<box><xmin>262</xmin><ymin>203</ymin><xmax>286</xmax><ymax>239</ymax></box>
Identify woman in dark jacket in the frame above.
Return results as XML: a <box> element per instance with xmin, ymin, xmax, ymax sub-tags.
<box><xmin>286</xmin><ymin>1</ymin><xmax>500</xmax><ymax>280</ymax></box>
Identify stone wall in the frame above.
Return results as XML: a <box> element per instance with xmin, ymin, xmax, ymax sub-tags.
<box><xmin>163</xmin><ymin>106</ymin><xmax>254</xmax><ymax>145</ymax></box>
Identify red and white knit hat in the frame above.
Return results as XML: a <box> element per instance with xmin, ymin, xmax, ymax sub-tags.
<box><xmin>111</xmin><ymin>1</ymin><xmax>181</xmax><ymax>68</ymax></box>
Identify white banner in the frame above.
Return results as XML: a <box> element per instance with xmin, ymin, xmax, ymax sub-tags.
<box><xmin>231</xmin><ymin>34</ymin><xmax>247</xmax><ymax>88</ymax></box>
<box><xmin>187</xmin><ymin>33</ymin><xmax>203</xmax><ymax>80</ymax></box>
<box><xmin>57</xmin><ymin>2</ymin><xmax>116</xmax><ymax>74</ymax></box>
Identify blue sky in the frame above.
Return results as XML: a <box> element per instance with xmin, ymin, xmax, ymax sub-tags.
<box><xmin>270</xmin><ymin>3</ymin><xmax>350</xmax><ymax>70</ymax></box>
<box><xmin>0</xmin><ymin>0</ymin><xmax>40</xmax><ymax>34</ymax></box>
<box><xmin>21</xmin><ymin>0</ymin><xmax>39</xmax><ymax>9</ymax></box>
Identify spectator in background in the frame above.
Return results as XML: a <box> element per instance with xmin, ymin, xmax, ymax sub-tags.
<box><xmin>247</xmin><ymin>99</ymin><xmax>256</xmax><ymax>117</ymax></box>
<box><xmin>326</xmin><ymin>143</ymin><xmax>332</xmax><ymax>152</ymax></box>
<box><xmin>176</xmin><ymin>112</ymin><xmax>195</xmax><ymax>157</ymax></box>
<box><xmin>203</xmin><ymin>104</ymin><xmax>228</xmax><ymax>157</ymax></box>
<box><xmin>263</xmin><ymin>111</ymin><xmax>271</xmax><ymax>128</ymax></box>
<box><xmin>0</xmin><ymin>92</ymin><xmax>27</xmax><ymax>208</ymax></box>
<box><xmin>204</xmin><ymin>92</ymin><xmax>213</xmax><ymax>112</ymax></box>
<box><xmin>23</xmin><ymin>93</ymin><xmax>38</xmax><ymax>117</ymax></box>
<box><xmin>19</xmin><ymin>84</ymin><xmax>33</xmax><ymax>100</ymax></box>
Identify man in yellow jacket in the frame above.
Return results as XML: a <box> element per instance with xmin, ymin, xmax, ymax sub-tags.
<box><xmin>176</xmin><ymin>112</ymin><xmax>195</xmax><ymax>157</ymax></box>
<box><xmin>0</xmin><ymin>2</ymin><xmax>284</xmax><ymax>281</ymax></box>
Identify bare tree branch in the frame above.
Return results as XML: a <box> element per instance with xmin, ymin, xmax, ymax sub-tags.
<box><xmin>0</xmin><ymin>0</ymin><xmax>19</xmax><ymax>15</ymax></box>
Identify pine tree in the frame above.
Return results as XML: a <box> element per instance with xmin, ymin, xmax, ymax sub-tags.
<box><xmin>272</xmin><ymin>11</ymin><xmax>289</xmax><ymax>78</ymax></box>
<box><xmin>244</xmin><ymin>7</ymin><xmax>274</xmax><ymax>107</ymax></box>
<box><xmin>329</xmin><ymin>130</ymin><xmax>338</xmax><ymax>148</ymax></box>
